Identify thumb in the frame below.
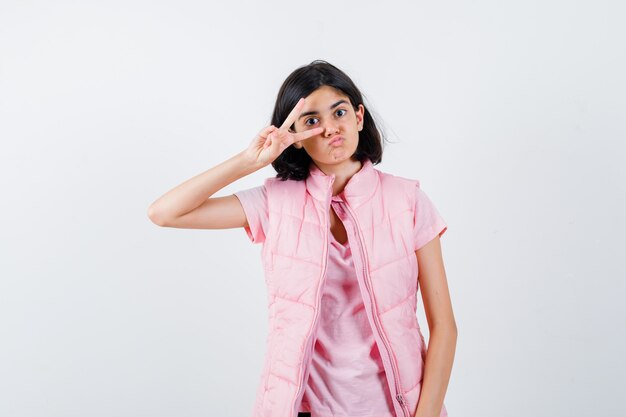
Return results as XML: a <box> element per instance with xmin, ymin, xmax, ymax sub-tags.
<box><xmin>264</xmin><ymin>130</ymin><xmax>279</xmax><ymax>149</ymax></box>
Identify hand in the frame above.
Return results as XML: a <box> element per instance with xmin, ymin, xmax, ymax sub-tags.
<box><xmin>243</xmin><ymin>97</ymin><xmax>323</xmax><ymax>168</ymax></box>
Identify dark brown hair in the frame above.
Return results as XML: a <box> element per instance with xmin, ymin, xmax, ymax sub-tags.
<box><xmin>270</xmin><ymin>60</ymin><xmax>386</xmax><ymax>181</ymax></box>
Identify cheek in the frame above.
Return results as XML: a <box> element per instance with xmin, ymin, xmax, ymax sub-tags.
<box><xmin>305</xmin><ymin>138</ymin><xmax>323</xmax><ymax>150</ymax></box>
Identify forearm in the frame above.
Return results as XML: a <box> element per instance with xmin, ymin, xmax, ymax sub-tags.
<box><xmin>414</xmin><ymin>324</ymin><xmax>457</xmax><ymax>417</ymax></box>
<box><xmin>148</xmin><ymin>150</ymin><xmax>262</xmax><ymax>222</ymax></box>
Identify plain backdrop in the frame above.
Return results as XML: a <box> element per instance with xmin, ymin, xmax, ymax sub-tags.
<box><xmin>1</xmin><ymin>1</ymin><xmax>625</xmax><ymax>416</ymax></box>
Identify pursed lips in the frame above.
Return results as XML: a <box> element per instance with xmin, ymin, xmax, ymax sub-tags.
<box><xmin>328</xmin><ymin>135</ymin><xmax>344</xmax><ymax>146</ymax></box>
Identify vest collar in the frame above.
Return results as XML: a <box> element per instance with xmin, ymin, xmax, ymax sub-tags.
<box><xmin>305</xmin><ymin>158</ymin><xmax>379</xmax><ymax>208</ymax></box>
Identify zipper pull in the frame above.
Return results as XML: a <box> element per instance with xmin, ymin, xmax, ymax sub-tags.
<box><xmin>396</xmin><ymin>393</ymin><xmax>405</xmax><ymax>406</ymax></box>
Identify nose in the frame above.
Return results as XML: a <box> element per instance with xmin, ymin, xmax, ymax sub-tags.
<box><xmin>323</xmin><ymin>121</ymin><xmax>340</xmax><ymax>137</ymax></box>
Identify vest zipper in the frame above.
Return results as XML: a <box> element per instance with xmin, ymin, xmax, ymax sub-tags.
<box><xmin>291</xmin><ymin>182</ymin><xmax>334</xmax><ymax>417</ymax></box>
<box><xmin>338</xmin><ymin>201</ymin><xmax>411</xmax><ymax>417</ymax></box>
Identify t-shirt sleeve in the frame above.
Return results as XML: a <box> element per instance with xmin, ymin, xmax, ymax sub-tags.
<box><xmin>233</xmin><ymin>184</ymin><xmax>268</xmax><ymax>244</ymax></box>
<box><xmin>413</xmin><ymin>182</ymin><xmax>448</xmax><ymax>251</ymax></box>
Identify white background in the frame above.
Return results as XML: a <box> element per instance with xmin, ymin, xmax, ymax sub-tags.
<box><xmin>1</xmin><ymin>1</ymin><xmax>624</xmax><ymax>416</ymax></box>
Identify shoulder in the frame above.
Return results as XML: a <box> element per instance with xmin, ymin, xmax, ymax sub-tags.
<box><xmin>375</xmin><ymin>169</ymin><xmax>421</xmax><ymax>201</ymax></box>
<box><xmin>375</xmin><ymin>167</ymin><xmax>420</xmax><ymax>186</ymax></box>
<box><xmin>264</xmin><ymin>177</ymin><xmax>305</xmax><ymax>193</ymax></box>
<box><xmin>263</xmin><ymin>177</ymin><xmax>307</xmax><ymax>213</ymax></box>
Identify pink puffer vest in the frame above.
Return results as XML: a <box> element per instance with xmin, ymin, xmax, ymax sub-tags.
<box><xmin>250</xmin><ymin>159</ymin><xmax>448</xmax><ymax>417</ymax></box>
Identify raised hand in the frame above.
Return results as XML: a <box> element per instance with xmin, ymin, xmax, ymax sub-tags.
<box><xmin>243</xmin><ymin>98</ymin><xmax>323</xmax><ymax>168</ymax></box>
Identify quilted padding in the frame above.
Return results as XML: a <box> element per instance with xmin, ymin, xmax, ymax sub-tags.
<box><xmin>248</xmin><ymin>159</ymin><xmax>448</xmax><ymax>417</ymax></box>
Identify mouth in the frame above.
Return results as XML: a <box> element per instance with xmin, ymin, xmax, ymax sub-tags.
<box><xmin>328</xmin><ymin>135</ymin><xmax>344</xmax><ymax>146</ymax></box>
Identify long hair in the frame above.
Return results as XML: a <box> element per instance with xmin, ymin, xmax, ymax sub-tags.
<box><xmin>270</xmin><ymin>60</ymin><xmax>386</xmax><ymax>181</ymax></box>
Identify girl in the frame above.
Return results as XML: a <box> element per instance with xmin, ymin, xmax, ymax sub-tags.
<box><xmin>148</xmin><ymin>60</ymin><xmax>457</xmax><ymax>417</ymax></box>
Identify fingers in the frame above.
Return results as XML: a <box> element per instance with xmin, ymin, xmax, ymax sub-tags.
<box><xmin>279</xmin><ymin>97</ymin><xmax>306</xmax><ymax>131</ymax></box>
<box><xmin>263</xmin><ymin>130</ymin><xmax>275</xmax><ymax>148</ymax></box>
<box><xmin>260</xmin><ymin>125</ymin><xmax>277</xmax><ymax>138</ymax></box>
<box><xmin>293</xmin><ymin>126</ymin><xmax>324</xmax><ymax>142</ymax></box>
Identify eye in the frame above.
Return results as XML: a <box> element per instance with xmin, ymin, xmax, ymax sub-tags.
<box><xmin>304</xmin><ymin>117</ymin><xmax>319</xmax><ymax>126</ymax></box>
<box><xmin>304</xmin><ymin>109</ymin><xmax>347</xmax><ymax>126</ymax></box>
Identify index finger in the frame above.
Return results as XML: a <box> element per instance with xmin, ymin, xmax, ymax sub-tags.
<box><xmin>280</xmin><ymin>97</ymin><xmax>306</xmax><ymax>131</ymax></box>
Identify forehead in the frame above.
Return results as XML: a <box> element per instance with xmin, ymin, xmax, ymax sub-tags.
<box><xmin>303</xmin><ymin>85</ymin><xmax>349</xmax><ymax>105</ymax></box>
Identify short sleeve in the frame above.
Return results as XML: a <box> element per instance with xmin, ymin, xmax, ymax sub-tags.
<box><xmin>234</xmin><ymin>185</ymin><xmax>268</xmax><ymax>244</ymax></box>
<box><xmin>413</xmin><ymin>183</ymin><xmax>448</xmax><ymax>251</ymax></box>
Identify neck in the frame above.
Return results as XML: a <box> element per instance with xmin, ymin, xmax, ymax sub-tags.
<box><xmin>312</xmin><ymin>158</ymin><xmax>363</xmax><ymax>197</ymax></box>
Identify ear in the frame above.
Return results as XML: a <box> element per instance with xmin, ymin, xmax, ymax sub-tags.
<box><xmin>356</xmin><ymin>104</ymin><xmax>365</xmax><ymax>131</ymax></box>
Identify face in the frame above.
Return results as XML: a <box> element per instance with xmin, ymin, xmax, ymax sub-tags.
<box><xmin>291</xmin><ymin>85</ymin><xmax>364</xmax><ymax>167</ymax></box>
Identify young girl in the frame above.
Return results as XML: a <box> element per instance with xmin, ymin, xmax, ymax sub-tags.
<box><xmin>148</xmin><ymin>60</ymin><xmax>456</xmax><ymax>417</ymax></box>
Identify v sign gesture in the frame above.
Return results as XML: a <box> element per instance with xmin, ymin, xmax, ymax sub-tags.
<box><xmin>243</xmin><ymin>98</ymin><xmax>323</xmax><ymax>168</ymax></box>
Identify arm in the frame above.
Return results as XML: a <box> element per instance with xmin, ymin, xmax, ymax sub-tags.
<box><xmin>146</xmin><ymin>150</ymin><xmax>263</xmax><ymax>229</ymax></box>
<box><xmin>413</xmin><ymin>236</ymin><xmax>457</xmax><ymax>417</ymax></box>
<box><xmin>146</xmin><ymin>98</ymin><xmax>324</xmax><ymax>230</ymax></box>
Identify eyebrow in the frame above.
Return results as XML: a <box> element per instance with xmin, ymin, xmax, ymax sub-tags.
<box><xmin>298</xmin><ymin>99</ymin><xmax>349</xmax><ymax>120</ymax></box>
